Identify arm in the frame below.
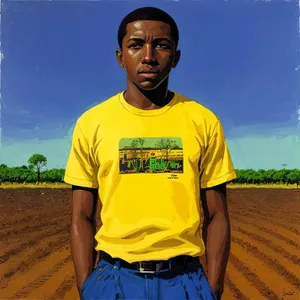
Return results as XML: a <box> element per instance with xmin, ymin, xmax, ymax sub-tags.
<box><xmin>199</xmin><ymin>118</ymin><xmax>236</xmax><ymax>299</ymax></box>
<box><xmin>63</xmin><ymin>121</ymin><xmax>100</xmax><ymax>293</ymax></box>
<box><xmin>71</xmin><ymin>186</ymin><xmax>98</xmax><ymax>294</ymax></box>
<box><xmin>201</xmin><ymin>183</ymin><xmax>231</xmax><ymax>299</ymax></box>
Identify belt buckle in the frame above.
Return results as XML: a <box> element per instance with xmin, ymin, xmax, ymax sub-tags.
<box><xmin>138</xmin><ymin>262</ymin><xmax>163</xmax><ymax>273</ymax></box>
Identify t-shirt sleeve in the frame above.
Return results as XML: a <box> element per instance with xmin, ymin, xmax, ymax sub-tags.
<box><xmin>200</xmin><ymin>119</ymin><xmax>236</xmax><ymax>189</ymax></box>
<box><xmin>64</xmin><ymin>121</ymin><xmax>99</xmax><ymax>188</ymax></box>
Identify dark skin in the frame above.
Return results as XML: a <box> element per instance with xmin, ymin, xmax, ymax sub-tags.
<box><xmin>201</xmin><ymin>183</ymin><xmax>231</xmax><ymax>299</ymax></box>
<box><xmin>70</xmin><ymin>186</ymin><xmax>98</xmax><ymax>294</ymax></box>
<box><xmin>116</xmin><ymin>20</ymin><xmax>180</xmax><ymax>109</ymax></box>
<box><xmin>71</xmin><ymin>20</ymin><xmax>231</xmax><ymax>299</ymax></box>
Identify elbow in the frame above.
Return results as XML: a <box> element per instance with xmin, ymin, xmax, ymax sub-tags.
<box><xmin>71</xmin><ymin>213</ymin><xmax>93</xmax><ymax>234</ymax></box>
<box><xmin>217</xmin><ymin>212</ymin><xmax>231</xmax><ymax>235</ymax></box>
<box><xmin>210</xmin><ymin>210</ymin><xmax>231</xmax><ymax>227</ymax></box>
<box><xmin>71</xmin><ymin>219</ymin><xmax>84</xmax><ymax>235</ymax></box>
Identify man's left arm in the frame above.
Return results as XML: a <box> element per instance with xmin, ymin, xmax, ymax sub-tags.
<box><xmin>201</xmin><ymin>183</ymin><xmax>230</xmax><ymax>299</ymax></box>
<box><xmin>199</xmin><ymin>118</ymin><xmax>236</xmax><ymax>299</ymax></box>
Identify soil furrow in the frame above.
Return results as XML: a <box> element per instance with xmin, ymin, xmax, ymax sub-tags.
<box><xmin>224</xmin><ymin>275</ymin><xmax>249</xmax><ymax>300</ymax></box>
<box><xmin>1</xmin><ymin>234</ymin><xmax>69</xmax><ymax>282</ymax></box>
<box><xmin>231</xmin><ymin>210</ymin><xmax>300</xmax><ymax>237</ymax></box>
<box><xmin>231</xmin><ymin>215</ymin><xmax>300</xmax><ymax>250</ymax></box>
<box><xmin>232</xmin><ymin>236</ymin><xmax>300</xmax><ymax>289</ymax></box>
<box><xmin>230</xmin><ymin>204</ymin><xmax>300</xmax><ymax>223</ymax></box>
<box><xmin>0</xmin><ymin>209</ymin><xmax>68</xmax><ymax>230</ymax></box>
<box><xmin>12</xmin><ymin>254</ymin><xmax>72</xmax><ymax>298</ymax></box>
<box><xmin>226</xmin><ymin>259</ymin><xmax>266</xmax><ymax>299</ymax></box>
<box><xmin>231</xmin><ymin>224</ymin><xmax>300</xmax><ymax>265</ymax></box>
<box><xmin>0</xmin><ymin>214</ymin><xmax>69</xmax><ymax>239</ymax></box>
<box><xmin>0</xmin><ymin>250</ymin><xmax>70</xmax><ymax>299</ymax></box>
<box><xmin>229</xmin><ymin>254</ymin><xmax>279</xmax><ymax>300</ymax></box>
<box><xmin>49</xmin><ymin>274</ymin><xmax>76</xmax><ymax>300</ymax></box>
<box><xmin>0</xmin><ymin>226</ymin><xmax>68</xmax><ymax>264</ymax></box>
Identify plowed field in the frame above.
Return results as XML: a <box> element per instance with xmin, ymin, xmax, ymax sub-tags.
<box><xmin>0</xmin><ymin>188</ymin><xmax>299</xmax><ymax>299</ymax></box>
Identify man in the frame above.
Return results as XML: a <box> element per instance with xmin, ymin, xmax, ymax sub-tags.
<box><xmin>64</xmin><ymin>6</ymin><xmax>236</xmax><ymax>300</ymax></box>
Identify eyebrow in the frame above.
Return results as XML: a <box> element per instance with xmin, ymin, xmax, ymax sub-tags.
<box><xmin>126</xmin><ymin>37</ymin><xmax>172</xmax><ymax>44</ymax></box>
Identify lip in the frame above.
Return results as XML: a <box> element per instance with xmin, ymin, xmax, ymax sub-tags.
<box><xmin>139</xmin><ymin>68</ymin><xmax>159</xmax><ymax>74</ymax></box>
<box><xmin>139</xmin><ymin>72</ymin><xmax>159</xmax><ymax>79</ymax></box>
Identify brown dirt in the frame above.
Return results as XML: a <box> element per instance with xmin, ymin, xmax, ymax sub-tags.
<box><xmin>0</xmin><ymin>188</ymin><xmax>299</xmax><ymax>300</ymax></box>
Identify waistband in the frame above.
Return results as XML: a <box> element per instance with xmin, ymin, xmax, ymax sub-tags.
<box><xmin>99</xmin><ymin>251</ymin><xmax>200</xmax><ymax>274</ymax></box>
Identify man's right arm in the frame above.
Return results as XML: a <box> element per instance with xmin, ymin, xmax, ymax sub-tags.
<box><xmin>71</xmin><ymin>186</ymin><xmax>98</xmax><ymax>294</ymax></box>
<box><xmin>63</xmin><ymin>120</ymin><xmax>99</xmax><ymax>293</ymax></box>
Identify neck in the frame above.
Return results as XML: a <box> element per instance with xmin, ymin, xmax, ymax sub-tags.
<box><xmin>124</xmin><ymin>78</ymin><xmax>173</xmax><ymax>110</ymax></box>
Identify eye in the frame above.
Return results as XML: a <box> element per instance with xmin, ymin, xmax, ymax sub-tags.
<box><xmin>156</xmin><ymin>44</ymin><xmax>170</xmax><ymax>49</ymax></box>
<box><xmin>128</xmin><ymin>42</ymin><xmax>143</xmax><ymax>49</ymax></box>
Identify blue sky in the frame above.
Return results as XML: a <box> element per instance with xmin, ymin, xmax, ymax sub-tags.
<box><xmin>1</xmin><ymin>0</ymin><xmax>299</xmax><ymax>170</ymax></box>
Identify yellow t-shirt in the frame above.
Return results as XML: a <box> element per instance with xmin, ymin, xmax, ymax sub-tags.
<box><xmin>64</xmin><ymin>91</ymin><xmax>236</xmax><ymax>263</ymax></box>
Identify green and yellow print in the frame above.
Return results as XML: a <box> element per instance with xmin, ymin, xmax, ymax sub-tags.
<box><xmin>119</xmin><ymin>137</ymin><xmax>184</xmax><ymax>174</ymax></box>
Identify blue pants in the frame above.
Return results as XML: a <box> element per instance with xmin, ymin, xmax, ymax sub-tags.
<box><xmin>80</xmin><ymin>258</ymin><xmax>218</xmax><ymax>300</ymax></box>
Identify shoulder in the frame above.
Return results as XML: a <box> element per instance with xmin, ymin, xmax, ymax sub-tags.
<box><xmin>78</xmin><ymin>92</ymin><xmax>120</xmax><ymax>124</ymax></box>
<box><xmin>75</xmin><ymin>92</ymin><xmax>121</xmax><ymax>135</ymax></box>
<box><xmin>175</xmin><ymin>92</ymin><xmax>220</xmax><ymax>130</ymax></box>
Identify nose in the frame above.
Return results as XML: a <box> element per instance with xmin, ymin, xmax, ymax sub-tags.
<box><xmin>141</xmin><ymin>43</ymin><xmax>156</xmax><ymax>64</ymax></box>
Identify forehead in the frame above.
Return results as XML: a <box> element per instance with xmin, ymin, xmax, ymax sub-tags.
<box><xmin>125</xmin><ymin>20</ymin><xmax>171</xmax><ymax>37</ymax></box>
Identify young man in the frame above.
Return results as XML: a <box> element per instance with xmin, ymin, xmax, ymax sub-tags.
<box><xmin>64</xmin><ymin>6</ymin><xmax>236</xmax><ymax>300</ymax></box>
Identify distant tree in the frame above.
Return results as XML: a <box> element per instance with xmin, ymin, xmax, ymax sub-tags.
<box><xmin>242</xmin><ymin>169</ymin><xmax>256</xmax><ymax>184</ymax></box>
<box><xmin>278</xmin><ymin>169</ymin><xmax>289</xmax><ymax>185</ymax></box>
<box><xmin>28</xmin><ymin>154</ymin><xmax>47</xmax><ymax>184</ymax></box>
<box><xmin>42</xmin><ymin>168</ymin><xmax>65</xmax><ymax>183</ymax></box>
<box><xmin>8</xmin><ymin>167</ymin><xmax>21</xmax><ymax>182</ymax></box>
<box><xmin>287</xmin><ymin>169</ymin><xmax>300</xmax><ymax>187</ymax></box>
<box><xmin>265</xmin><ymin>169</ymin><xmax>277</xmax><ymax>184</ymax></box>
<box><xmin>253</xmin><ymin>169</ymin><xmax>265</xmax><ymax>184</ymax></box>
<box><xmin>0</xmin><ymin>164</ymin><xmax>9</xmax><ymax>184</ymax></box>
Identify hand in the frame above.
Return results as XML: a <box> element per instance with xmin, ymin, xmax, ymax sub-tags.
<box><xmin>77</xmin><ymin>277</ymin><xmax>87</xmax><ymax>295</ymax></box>
<box><xmin>210</xmin><ymin>283</ymin><xmax>223</xmax><ymax>300</ymax></box>
<box><xmin>213</xmin><ymin>290</ymin><xmax>222</xmax><ymax>300</ymax></box>
<box><xmin>77</xmin><ymin>283</ymin><xmax>83</xmax><ymax>295</ymax></box>
<box><xmin>76</xmin><ymin>269</ymin><xmax>92</xmax><ymax>295</ymax></box>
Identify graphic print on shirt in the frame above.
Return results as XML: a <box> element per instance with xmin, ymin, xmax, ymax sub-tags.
<box><xmin>119</xmin><ymin>137</ymin><xmax>183</xmax><ymax>174</ymax></box>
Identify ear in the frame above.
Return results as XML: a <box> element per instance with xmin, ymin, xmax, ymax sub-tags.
<box><xmin>116</xmin><ymin>49</ymin><xmax>124</xmax><ymax>68</ymax></box>
<box><xmin>172</xmin><ymin>49</ymin><xmax>181</xmax><ymax>68</ymax></box>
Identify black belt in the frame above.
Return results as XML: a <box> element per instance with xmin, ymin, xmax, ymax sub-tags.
<box><xmin>99</xmin><ymin>251</ymin><xmax>200</xmax><ymax>273</ymax></box>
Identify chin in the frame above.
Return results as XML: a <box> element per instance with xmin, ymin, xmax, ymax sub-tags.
<box><xmin>138</xmin><ymin>80</ymin><xmax>163</xmax><ymax>91</ymax></box>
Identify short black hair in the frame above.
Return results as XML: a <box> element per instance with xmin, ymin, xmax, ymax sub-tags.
<box><xmin>118</xmin><ymin>7</ymin><xmax>179</xmax><ymax>50</ymax></box>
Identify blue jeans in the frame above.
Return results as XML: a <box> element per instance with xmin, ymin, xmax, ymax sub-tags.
<box><xmin>80</xmin><ymin>258</ymin><xmax>218</xmax><ymax>300</ymax></box>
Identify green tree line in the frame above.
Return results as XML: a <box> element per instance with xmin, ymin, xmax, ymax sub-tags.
<box><xmin>234</xmin><ymin>169</ymin><xmax>300</xmax><ymax>186</ymax></box>
<box><xmin>0</xmin><ymin>153</ymin><xmax>299</xmax><ymax>186</ymax></box>
<box><xmin>0</xmin><ymin>164</ymin><xmax>65</xmax><ymax>184</ymax></box>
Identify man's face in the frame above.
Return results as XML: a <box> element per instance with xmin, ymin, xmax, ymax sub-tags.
<box><xmin>116</xmin><ymin>20</ymin><xmax>180</xmax><ymax>90</ymax></box>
